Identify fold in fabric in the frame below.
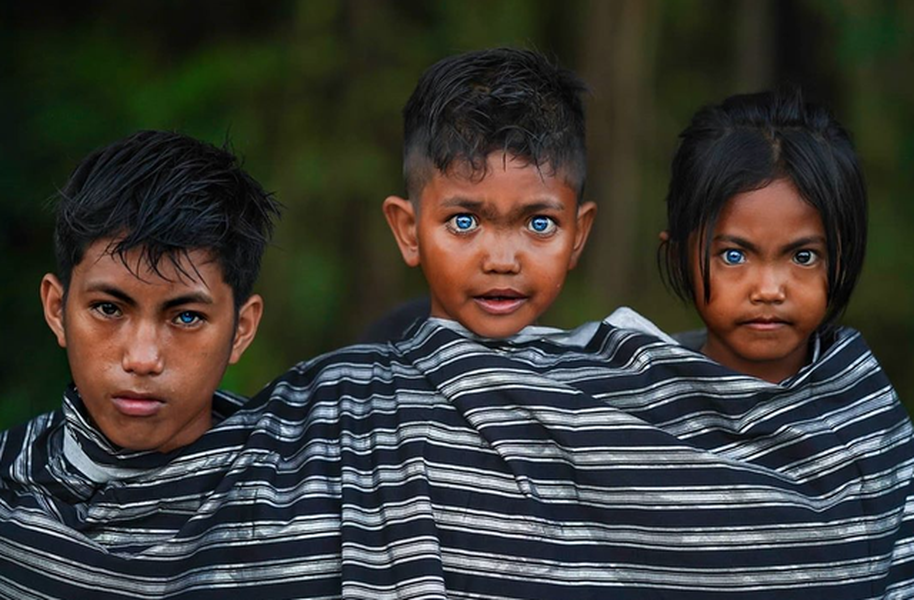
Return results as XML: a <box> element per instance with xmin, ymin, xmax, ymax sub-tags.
<box><xmin>1</xmin><ymin>315</ymin><xmax>912</xmax><ymax>599</ymax></box>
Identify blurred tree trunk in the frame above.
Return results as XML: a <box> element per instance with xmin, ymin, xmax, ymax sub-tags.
<box><xmin>341</xmin><ymin>0</ymin><xmax>407</xmax><ymax>339</ymax></box>
<box><xmin>734</xmin><ymin>0</ymin><xmax>775</xmax><ymax>92</ymax></box>
<box><xmin>579</xmin><ymin>0</ymin><xmax>657</xmax><ymax>305</ymax></box>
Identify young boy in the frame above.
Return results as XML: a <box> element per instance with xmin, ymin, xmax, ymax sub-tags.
<box><xmin>39</xmin><ymin>131</ymin><xmax>275</xmax><ymax>454</ymax></box>
<box><xmin>0</xmin><ymin>130</ymin><xmax>287</xmax><ymax>596</ymax></box>
<box><xmin>382</xmin><ymin>47</ymin><xmax>596</xmax><ymax>339</ymax></box>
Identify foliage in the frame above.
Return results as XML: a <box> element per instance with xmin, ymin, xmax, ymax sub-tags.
<box><xmin>1</xmin><ymin>0</ymin><xmax>911</xmax><ymax>428</ymax></box>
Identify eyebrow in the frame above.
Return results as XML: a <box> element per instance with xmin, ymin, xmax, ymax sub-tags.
<box><xmin>440</xmin><ymin>196</ymin><xmax>567</xmax><ymax>220</ymax></box>
<box><xmin>86</xmin><ymin>284</ymin><xmax>214</xmax><ymax>309</ymax></box>
<box><xmin>712</xmin><ymin>234</ymin><xmax>827</xmax><ymax>254</ymax></box>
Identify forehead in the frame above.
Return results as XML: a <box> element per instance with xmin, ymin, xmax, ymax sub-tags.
<box><xmin>418</xmin><ymin>154</ymin><xmax>578</xmax><ymax>211</ymax></box>
<box><xmin>714</xmin><ymin>179</ymin><xmax>824</xmax><ymax>236</ymax></box>
<box><xmin>71</xmin><ymin>239</ymin><xmax>226</xmax><ymax>293</ymax></box>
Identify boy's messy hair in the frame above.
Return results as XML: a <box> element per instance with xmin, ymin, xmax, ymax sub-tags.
<box><xmin>402</xmin><ymin>47</ymin><xmax>587</xmax><ymax>201</ymax></box>
<box><xmin>54</xmin><ymin>130</ymin><xmax>282</xmax><ymax>309</ymax></box>
<box><xmin>659</xmin><ymin>87</ymin><xmax>867</xmax><ymax>330</ymax></box>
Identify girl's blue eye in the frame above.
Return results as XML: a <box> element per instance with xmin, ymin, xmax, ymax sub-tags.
<box><xmin>794</xmin><ymin>250</ymin><xmax>817</xmax><ymax>265</ymax></box>
<box><xmin>528</xmin><ymin>215</ymin><xmax>556</xmax><ymax>234</ymax></box>
<box><xmin>722</xmin><ymin>249</ymin><xmax>746</xmax><ymax>265</ymax></box>
<box><xmin>448</xmin><ymin>214</ymin><xmax>478</xmax><ymax>232</ymax></box>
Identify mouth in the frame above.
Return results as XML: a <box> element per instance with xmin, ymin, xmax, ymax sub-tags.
<box><xmin>473</xmin><ymin>289</ymin><xmax>529</xmax><ymax>315</ymax></box>
<box><xmin>739</xmin><ymin>316</ymin><xmax>791</xmax><ymax>331</ymax></box>
<box><xmin>111</xmin><ymin>392</ymin><xmax>165</xmax><ymax>417</ymax></box>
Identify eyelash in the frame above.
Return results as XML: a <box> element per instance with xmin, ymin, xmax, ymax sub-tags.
<box><xmin>90</xmin><ymin>303</ymin><xmax>204</xmax><ymax>328</ymax></box>
<box><xmin>528</xmin><ymin>215</ymin><xmax>557</xmax><ymax>235</ymax></box>
<box><xmin>793</xmin><ymin>249</ymin><xmax>820</xmax><ymax>266</ymax></box>
<box><xmin>445</xmin><ymin>214</ymin><xmax>559</xmax><ymax>236</ymax></box>
<box><xmin>91</xmin><ymin>302</ymin><xmax>122</xmax><ymax>318</ymax></box>
<box><xmin>446</xmin><ymin>214</ymin><xmax>479</xmax><ymax>234</ymax></box>
<box><xmin>173</xmin><ymin>311</ymin><xmax>204</xmax><ymax>327</ymax></box>
<box><xmin>717</xmin><ymin>248</ymin><xmax>822</xmax><ymax>266</ymax></box>
<box><xmin>720</xmin><ymin>249</ymin><xmax>746</xmax><ymax>265</ymax></box>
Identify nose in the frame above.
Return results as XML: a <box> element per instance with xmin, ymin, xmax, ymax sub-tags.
<box><xmin>749</xmin><ymin>265</ymin><xmax>787</xmax><ymax>304</ymax></box>
<box><xmin>481</xmin><ymin>232</ymin><xmax>521</xmax><ymax>274</ymax></box>
<box><xmin>121</xmin><ymin>321</ymin><xmax>164</xmax><ymax>375</ymax></box>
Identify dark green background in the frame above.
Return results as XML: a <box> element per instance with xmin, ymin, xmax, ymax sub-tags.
<box><xmin>2</xmin><ymin>0</ymin><xmax>912</xmax><ymax>429</ymax></box>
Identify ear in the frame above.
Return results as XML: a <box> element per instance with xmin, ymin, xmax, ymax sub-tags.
<box><xmin>40</xmin><ymin>274</ymin><xmax>68</xmax><ymax>348</ymax></box>
<box><xmin>568</xmin><ymin>201</ymin><xmax>597</xmax><ymax>269</ymax></box>
<box><xmin>382</xmin><ymin>195</ymin><xmax>421</xmax><ymax>267</ymax></box>
<box><xmin>658</xmin><ymin>230</ymin><xmax>670</xmax><ymax>243</ymax></box>
<box><xmin>228</xmin><ymin>294</ymin><xmax>264</xmax><ymax>365</ymax></box>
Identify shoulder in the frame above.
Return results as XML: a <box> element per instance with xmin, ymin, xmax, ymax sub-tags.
<box><xmin>603</xmin><ymin>306</ymin><xmax>679</xmax><ymax>345</ymax></box>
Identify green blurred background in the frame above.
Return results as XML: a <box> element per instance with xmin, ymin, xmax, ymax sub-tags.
<box><xmin>2</xmin><ymin>0</ymin><xmax>913</xmax><ymax>429</ymax></box>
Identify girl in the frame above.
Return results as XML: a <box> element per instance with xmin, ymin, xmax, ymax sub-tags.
<box><xmin>659</xmin><ymin>88</ymin><xmax>867</xmax><ymax>383</ymax></box>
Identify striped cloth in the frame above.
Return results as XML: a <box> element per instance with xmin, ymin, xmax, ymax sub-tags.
<box><xmin>1</xmin><ymin>315</ymin><xmax>913</xmax><ymax>599</ymax></box>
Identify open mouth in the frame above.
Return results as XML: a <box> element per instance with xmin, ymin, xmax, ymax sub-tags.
<box><xmin>473</xmin><ymin>291</ymin><xmax>529</xmax><ymax>315</ymax></box>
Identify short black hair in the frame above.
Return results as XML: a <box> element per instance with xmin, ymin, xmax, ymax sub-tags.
<box><xmin>659</xmin><ymin>87</ymin><xmax>867</xmax><ymax>331</ymax></box>
<box><xmin>402</xmin><ymin>47</ymin><xmax>587</xmax><ymax>201</ymax></box>
<box><xmin>54</xmin><ymin>130</ymin><xmax>282</xmax><ymax>308</ymax></box>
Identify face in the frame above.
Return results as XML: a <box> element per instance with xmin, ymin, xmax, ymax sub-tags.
<box><xmin>692</xmin><ymin>178</ymin><xmax>828</xmax><ymax>382</ymax></box>
<box><xmin>384</xmin><ymin>154</ymin><xmax>595</xmax><ymax>338</ymax></box>
<box><xmin>41</xmin><ymin>239</ymin><xmax>262</xmax><ymax>453</ymax></box>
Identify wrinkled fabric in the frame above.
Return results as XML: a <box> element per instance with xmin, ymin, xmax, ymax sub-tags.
<box><xmin>1</xmin><ymin>316</ymin><xmax>913</xmax><ymax>599</ymax></box>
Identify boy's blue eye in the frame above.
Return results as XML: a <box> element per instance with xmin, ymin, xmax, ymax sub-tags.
<box><xmin>448</xmin><ymin>214</ymin><xmax>478</xmax><ymax>232</ymax></box>
<box><xmin>528</xmin><ymin>216</ymin><xmax>556</xmax><ymax>234</ymax></box>
<box><xmin>175</xmin><ymin>311</ymin><xmax>201</xmax><ymax>326</ymax></box>
<box><xmin>722</xmin><ymin>249</ymin><xmax>746</xmax><ymax>265</ymax></box>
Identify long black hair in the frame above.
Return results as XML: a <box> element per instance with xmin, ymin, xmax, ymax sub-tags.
<box><xmin>659</xmin><ymin>87</ymin><xmax>867</xmax><ymax>330</ymax></box>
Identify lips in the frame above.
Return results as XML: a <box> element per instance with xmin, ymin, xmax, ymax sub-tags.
<box><xmin>739</xmin><ymin>316</ymin><xmax>790</xmax><ymax>331</ymax></box>
<box><xmin>473</xmin><ymin>289</ymin><xmax>529</xmax><ymax>315</ymax></box>
<box><xmin>111</xmin><ymin>392</ymin><xmax>165</xmax><ymax>417</ymax></box>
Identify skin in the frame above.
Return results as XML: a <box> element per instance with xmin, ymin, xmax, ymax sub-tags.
<box><xmin>692</xmin><ymin>178</ymin><xmax>828</xmax><ymax>383</ymax></box>
<box><xmin>41</xmin><ymin>238</ymin><xmax>262</xmax><ymax>453</ymax></box>
<box><xmin>383</xmin><ymin>153</ymin><xmax>596</xmax><ymax>339</ymax></box>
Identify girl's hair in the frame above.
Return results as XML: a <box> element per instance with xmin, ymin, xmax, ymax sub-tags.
<box><xmin>659</xmin><ymin>87</ymin><xmax>867</xmax><ymax>331</ymax></box>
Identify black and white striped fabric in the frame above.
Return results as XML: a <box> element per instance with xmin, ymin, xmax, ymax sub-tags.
<box><xmin>1</xmin><ymin>315</ymin><xmax>913</xmax><ymax>599</ymax></box>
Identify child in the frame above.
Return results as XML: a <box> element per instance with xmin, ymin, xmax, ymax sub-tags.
<box><xmin>39</xmin><ymin>130</ymin><xmax>279</xmax><ymax>453</ymax></box>
<box><xmin>0</xmin><ymin>130</ymin><xmax>284</xmax><ymax>596</ymax></box>
<box><xmin>659</xmin><ymin>88</ymin><xmax>866</xmax><ymax>383</ymax></box>
<box><xmin>382</xmin><ymin>47</ymin><xmax>596</xmax><ymax>339</ymax></box>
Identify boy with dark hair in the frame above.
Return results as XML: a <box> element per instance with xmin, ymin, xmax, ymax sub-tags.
<box><xmin>42</xmin><ymin>130</ymin><xmax>278</xmax><ymax>453</ymax></box>
<box><xmin>383</xmin><ymin>47</ymin><xmax>596</xmax><ymax>338</ymax></box>
<box><xmin>0</xmin><ymin>130</ymin><xmax>286</xmax><ymax>596</ymax></box>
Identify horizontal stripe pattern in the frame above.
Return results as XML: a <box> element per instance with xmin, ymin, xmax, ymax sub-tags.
<box><xmin>1</xmin><ymin>317</ymin><xmax>913</xmax><ymax>598</ymax></box>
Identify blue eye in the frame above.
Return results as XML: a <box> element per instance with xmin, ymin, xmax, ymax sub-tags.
<box><xmin>794</xmin><ymin>250</ymin><xmax>818</xmax><ymax>266</ymax></box>
<box><xmin>528</xmin><ymin>216</ymin><xmax>556</xmax><ymax>234</ymax></box>
<box><xmin>448</xmin><ymin>214</ymin><xmax>478</xmax><ymax>232</ymax></box>
<box><xmin>722</xmin><ymin>249</ymin><xmax>746</xmax><ymax>265</ymax></box>
<box><xmin>175</xmin><ymin>311</ymin><xmax>201</xmax><ymax>326</ymax></box>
